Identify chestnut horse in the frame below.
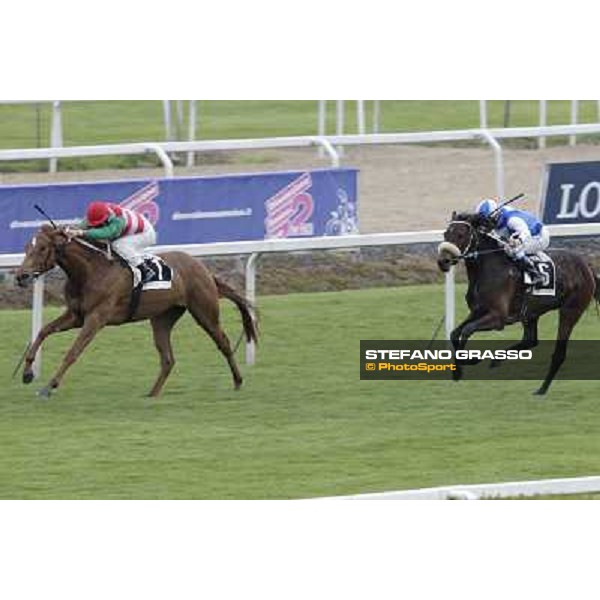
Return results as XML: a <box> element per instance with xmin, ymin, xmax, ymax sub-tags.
<box><xmin>15</xmin><ymin>225</ymin><xmax>258</xmax><ymax>397</ymax></box>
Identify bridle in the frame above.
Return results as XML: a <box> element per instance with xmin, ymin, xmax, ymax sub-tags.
<box><xmin>28</xmin><ymin>231</ymin><xmax>113</xmax><ymax>278</ymax></box>
<box><xmin>446</xmin><ymin>219</ymin><xmax>508</xmax><ymax>261</ymax></box>
<box><xmin>446</xmin><ymin>220</ymin><xmax>478</xmax><ymax>259</ymax></box>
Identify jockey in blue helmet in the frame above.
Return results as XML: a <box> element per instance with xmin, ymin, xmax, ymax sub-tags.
<box><xmin>475</xmin><ymin>199</ymin><xmax>550</xmax><ymax>285</ymax></box>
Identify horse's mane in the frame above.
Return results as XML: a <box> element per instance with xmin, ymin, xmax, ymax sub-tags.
<box><xmin>452</xmin><ymin>211</ymin><xmax>497</xmax><ymax>232</ymax></box>
<box><xmin>39</xmin><ymin>225</ymin><xmax>122</xmax><ymax>266</ymax></box>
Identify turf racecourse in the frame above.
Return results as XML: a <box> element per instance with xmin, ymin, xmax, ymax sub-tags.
<box><xmin>1</xmin><ymin>284</ymin><xmax>600</xmax><ymax>499</ymax></box>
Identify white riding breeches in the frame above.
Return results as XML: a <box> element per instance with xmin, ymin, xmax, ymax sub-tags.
<box><xmin>111</xmin><ymin>222</ymin><xmax>157</xmax><ymax>267</ymax></box>
<box><xmin>512</xmin><ymin>226</ymin><xmax>550</xmax><ymax>259</ymax></box>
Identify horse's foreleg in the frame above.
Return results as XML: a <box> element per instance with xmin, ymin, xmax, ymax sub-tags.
<box><xmin>450</xmin><ymin>311</ymin><xmax>504</xmax><ymax>378</ymax></box>
<box><xmin>22</xmin><ymin>310</ymin><xmax>81</xmax><ymax>384</ymax></box>
<box><xmin>450</xmin><ymin>311</ymin><xmax>506</xmax><ymax>381</ymax></box>
<box><xmin>38</xmin><ymin>314</ymin><xmax>104</xmax><ymax>397</ymax></box>
<box><xmin>490</xmin><ymin>317</ymin><xmax>539</xmax><ymax>369</ymax></box>
<box><xmin>450</xmin><ymin>313</ymin><xmax>477</xmax><ymax>351</ymax></box>
<box><xmin>458</xmin><ymin>312</ymin><xmax>506</xmax><ymax>346</ymax></box>
<box><xmin>450</xmin><ymin>314</ymin><xmax>477</xmax><ymax>382</ymax></box>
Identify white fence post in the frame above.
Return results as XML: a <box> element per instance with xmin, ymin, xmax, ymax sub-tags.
<box><xmin>538</xmin><ymin>100</ymin><xmax>547</xmax><ymax>149</ymax></box>
<box><xmin>49</xmin><ymin>101</ymin><xmax>63</xmax><ymax>174</ymax></box>
<box><xmin>162</xmin><ymin>100</ymin><xmax>174</xmax><ymax>142</ymax></box>
<box><xmin>477</xmin><ymin>130</ymin><xmax>505</xmax><ymax>200</ymax></box>
<box><xmin>356</xmin><ymin>101</ymin><xmax>366</xmax><ymax>135</ymax></box>
<box><xmin>336</xmin><ymin>100</ymin><xmax>345</xmax><ymax>156</ymax></box>
<box><xmin>187</xmin><ymin>100</ymin><xmax>197</xmax><ymax>168</ymax></box>
<box><xmin>175</xmin><ymin>100</ymin><xmax>184</xmax><ymax>141</ymax></box>
<box><xmin>570</xmin><ymin>100</ymin><xmax>579</xmax><ymax>146</ymax></box>
<box><xmin>143</xmin><ymin>144</ymin><xmax>174</xmax><ymax>178</ymax></box>
<box><xmin>317</xmin><ymin>100</ymin><xmax>327</xmax><ymax>158</ymax></box>
<box><xmin>479</xmin><ymin>100</ymin><xmax>488</xmax><ymax>128</ymax></box>
<box><xmin>31</xmin><ymin>275</ymin><xmax>45</xmax><ymax>377</ymax></box>
<box><xmin>372</xmin><ymin>100</ymin><xmax>381</xmax><ymax>133</ymax></box>
<box><xmin>312</xmin><ymin>137</ymin><xmax>340</xmax><ymax>168</ymax></box>
<box><xmin>444</xmin><ymin>267</ymin><xmax>455</xmax><ymax>341</ymax></box>
<box><xmin>245</xmin><ymin>253</ymin><xmax>260</xmax><ymax>365</ymax></box>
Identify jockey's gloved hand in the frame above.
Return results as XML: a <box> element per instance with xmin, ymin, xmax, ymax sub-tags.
<box><xmin>509</xmin><ymin>233</ymin><xmax>523</xmax><ymax>247</ymax></box>
<box><xmin>65</xmin><ymin>227</ymin><xmax>85</xmax><ymax>238</ymax></box>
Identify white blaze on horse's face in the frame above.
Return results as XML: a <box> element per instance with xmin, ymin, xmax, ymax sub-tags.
<box><xmin>31</xmin><ymin>236</ymin><xmax>37</xmax><ymax>248</ymax></box>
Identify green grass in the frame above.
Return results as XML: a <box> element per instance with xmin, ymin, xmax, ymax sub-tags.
<box><xmin>1</xmin><ymin>100</ymin><xmax>599</xmax><ymax>171</ymax></box>
<box><xmin>1</xmin><ymin>283</ymin><xmax>600</xmax><ymax>499</ymax></box>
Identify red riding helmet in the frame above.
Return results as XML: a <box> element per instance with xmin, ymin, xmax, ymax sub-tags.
<box><xmin>86</xmin><ymin>201</ymin><xmax>112</xmax><ymax>226</ymax></box>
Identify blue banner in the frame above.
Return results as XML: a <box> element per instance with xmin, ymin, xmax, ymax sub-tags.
<box><xmin>0</xmin><ymin>168</ymin><xmax>358</xmax><ymax>254</ymax></box>
<box><xmin>541</xmin><ymin>161</ymin><xmax>600</xmax><ymax>224</ymax></box>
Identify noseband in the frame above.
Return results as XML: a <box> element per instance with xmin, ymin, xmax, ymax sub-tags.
<box><xmin>447</xmin><ymin>220</ymin><xmax>478</xmax><ymax>257</ymax></box>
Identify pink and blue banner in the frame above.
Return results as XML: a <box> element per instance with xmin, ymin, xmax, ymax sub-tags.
<box><xmin>0</xmin><ymin>168</ymin><xmax>358</xmax><ymax>254</ymax></box>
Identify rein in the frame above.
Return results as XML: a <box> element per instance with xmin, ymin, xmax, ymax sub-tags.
<box><xmin>71</xmin><ymin>236</ymin><xmax>112</xmax><ymax>260</ymax></box>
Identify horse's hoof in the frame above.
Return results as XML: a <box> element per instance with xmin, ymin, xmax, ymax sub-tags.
<box><xmin>22</xmin><ymin>371</ymin><xmax>34</xmax><ymax>384</ymax></box>
<box><xmin>36</xmin><ymin>386</ymin><xmax>52</xmax><ymax>399</ymax></box>
<box><xmin>533</xmin><ymin>388</ymin><xmax>547</xmax><ymax>396</ymax></box>
<box><xmin>452</xmin><ymin>371</ymin><xmax>462</xmax><ymax>382</ymax></box>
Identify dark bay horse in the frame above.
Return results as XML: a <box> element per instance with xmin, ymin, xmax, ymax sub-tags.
<box><xmin>15</xmin><ymin>225</ymin><xmax>258</xmax><ymax>397</ymax></box>
<box><xmin>437</xmin><ymin>212</ymin><xmax>599</xmax><ymax>395</ymax></box>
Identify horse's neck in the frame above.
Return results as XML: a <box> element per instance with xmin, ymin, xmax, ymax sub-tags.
<box><xmin>57</xmin><ymin>243</ymin><xmax>108</xmax><ymax>284</ymax></box>
<box><xmin>466</xmin><ymin>244</ymin><xmax>513</xmax><ymax>286</ymax></box>
<box><xmin>477</xmin><ymin>234</ymin><xmax>500</xmax><ymax>252</ymax></box>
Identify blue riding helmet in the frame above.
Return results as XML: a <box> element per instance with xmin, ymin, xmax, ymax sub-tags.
<box><xmin>475</xmin><ymin>199</ymin><xmax>498</xmax><ymax>217</ymax></box>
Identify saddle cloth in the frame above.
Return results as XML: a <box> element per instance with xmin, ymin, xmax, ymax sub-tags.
<box><xmin>523</xmin><ymin>252</ymin><xmax>555</xmax><ymax>296</ymax></box>
<box><xmin>131</xmin><ymin>256</ymin><xmax>174</xmax><ymax>291</ymax></box>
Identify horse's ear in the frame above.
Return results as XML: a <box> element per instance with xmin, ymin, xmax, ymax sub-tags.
<box><xmin>451</xmin><ymin>210</ymin><xmax>457</xmax><ymax>220</ymax></box>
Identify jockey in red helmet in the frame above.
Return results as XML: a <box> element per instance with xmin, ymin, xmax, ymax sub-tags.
<box><xmin>72</xmin><ymin>201</ymin><xmax>157</xmax><ymax>283</ymax></box>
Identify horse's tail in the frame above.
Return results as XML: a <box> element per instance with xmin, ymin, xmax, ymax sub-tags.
<box><xmin>214</xmin><ymin>276</ymin><xmax>259</xmax><ymax>344</ymax></box>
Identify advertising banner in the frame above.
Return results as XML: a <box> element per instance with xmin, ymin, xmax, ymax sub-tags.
<box><xmin>541</xmin><ymin>161</ymin><xmax>600</xmax><ymax>224</ymax></box>
<box><xmin>0</xmin><ymin>168</ymin><xmax>358</xmax><ymax>254</ymax></box>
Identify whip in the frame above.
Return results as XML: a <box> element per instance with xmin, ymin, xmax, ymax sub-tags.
<box><xmin>488</xmin><ymin>193</ymin><xmax>525</xmax><ymax>218</ymax></box>
<box><xmin>12</xmin><ymin>342</ymin><xmax>31</xmax><ymax>379</ymax></box>
<box><xmin>33</xmin><ymin>204</ymin><xmax>58</xmax><ymax>229</ymax></box>
<box><xmin>426</xmin><ymin>314</ymin><xmax>446</xmax><ymax>350</ymax></box>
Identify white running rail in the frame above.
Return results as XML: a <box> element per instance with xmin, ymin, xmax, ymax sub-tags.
<box><xmin>3</xmin><ymin>222</ymin><xmax>600</xmax><ymax>375</ymax></box>
<box><xmin>315</xmin><ymin>474</ymin><xmax>600</xmax><ymax>500</ymax></box>
<box><xmin>1</xmin><ymin>123</ymin><xmax>600</xmax><ymax>198</ymax></box>
<box><xmin>3</xmin><ymin>123</ymin><xmax>600</xmax><ymax>373</ymax></box>
<box><xmin>0</xmin><ymin>231</ymin><xmax>443</xmax><ymax>373</ymax></box>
